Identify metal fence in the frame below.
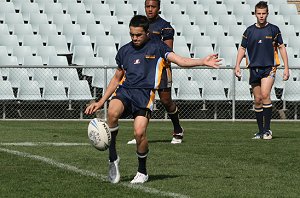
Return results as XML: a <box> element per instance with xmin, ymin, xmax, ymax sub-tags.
<box><xmin>1</xmin><ymin>65</ymin><xmax>300</xmax><ymax>120</ymax></box>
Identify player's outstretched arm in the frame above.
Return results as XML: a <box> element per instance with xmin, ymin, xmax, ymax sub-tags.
<box><xmin>85</xmin><ymin>69</ymin><xmax>124</xmax><ymax>115</ymax></box>
<box><xmin>167</xmin><ymin>52</ymin><xmax>220</xmax><ymax>68</ymax></box>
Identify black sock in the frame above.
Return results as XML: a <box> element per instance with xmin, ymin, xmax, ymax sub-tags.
<box><xmin>137</xmin><ymin>150</ymin><xmax>148</xmax><ymax>175</ymax></box>
<box><xmin>263</xmin><ymin>104</ymin><xmax>272</xmax><ymax>131</ymax></box>
<box><xmin>109</xmin><ymin>126</ymin><xmax>118</xmax><ymax>162</ymax></box>
<box><xmin>255</xmin><ymin>107</ymin><xmax>264</xmax><ymax>133</ymax></box>
<box><xmin>168</xmin><ymin>106</ymin><xmax>182</xmax><ymax>133</ymax></box>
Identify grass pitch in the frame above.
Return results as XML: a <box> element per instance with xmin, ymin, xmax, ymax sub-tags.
<box><xmin>0</xmin><ymin>121</ymin><xmax>299</xmax><ymax>198</ymax></box>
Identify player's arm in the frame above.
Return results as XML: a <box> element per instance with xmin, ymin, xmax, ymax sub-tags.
<box><xmin>164</xmin><ymin>39</ymin><xmax>173</xmax><ymax>50</ymax></box>
<box><xmin>235</xmin><ymin>46</ymin><xmax>246</xmax><ymax>78</ymax></box>
<box><xmin>278</xmin><ymin>43</ymin><xmax>290</xmax><ymax>81</ymax></box>
<box><xmin>166</xmin><ymin>52</ymin><xmax>220</xmax><ymax>68</ymax></box>
<box><xmin>85</xmin><ymin>69</ymin><xmax>124</xmax><ymax>114</ymax></box>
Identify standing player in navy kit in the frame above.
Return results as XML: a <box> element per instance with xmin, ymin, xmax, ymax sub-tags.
<box><xmin>235</xmin><ymin>1</ymin><xmax>289</xmax><ymax>140</ymax></box>
<box><xmin>85</xmin><ymin>15</ymin><xmax>220</xmax><ymax>184</ymax></box>
<box><xmin>127</xmin><ymin>0</ymin><xmax>183</xmax><ymax>145</ymax></box>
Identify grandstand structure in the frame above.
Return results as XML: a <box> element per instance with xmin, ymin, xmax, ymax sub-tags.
<box><xmin>0</xmin><ymin>0</ymin><xmax>300</xmax><ymax>120</ymax></box>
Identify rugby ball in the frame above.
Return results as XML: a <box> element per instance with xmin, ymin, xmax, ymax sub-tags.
<box><xmin>88</xmin><ymin>118</ymin><xmax>111</xmax><ymax>151</ymax></box>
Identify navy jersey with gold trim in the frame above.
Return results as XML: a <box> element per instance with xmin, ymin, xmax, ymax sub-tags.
<box><xmin>115</xmin><ymin>39</ymin><xmax>173</xmax><ymax>89</ymax></box>
<box><xmin>148</xmin><ymin>16</ymin><xmax>174</xmax><ymax>41</ymax></box>
<box><xmin>241</xmin><ymin>23</ymin><xmax>283</xmax><ymax>67</ymax></box>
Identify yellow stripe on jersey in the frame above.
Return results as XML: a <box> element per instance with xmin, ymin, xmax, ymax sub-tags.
<box><xmin>146</xmin><ymin>89</ymin><xmax>156</xmax><ymax>110</ymax></box>
<box><xmin>154</xmin><ymin>57</ymin><xmax>168</xmax><ymax>89</ymax></box>
<box><xmin>273</xmin><ymin>45</ymin><xmax>280</xmax><ymax>66</ymax></box>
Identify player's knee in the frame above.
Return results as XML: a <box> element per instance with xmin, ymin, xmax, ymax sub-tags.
<box><xmin>261</xmin><ymin>92</ymin><xmax>270</xmax><ymax>100</ymax></box>
<box><xmin>254</xmin><ymin>96</ymin><xmax>262</xmax><ymax>105</ymax></box>
<box><xmin>134</xmin><ymin>129</ymin><xmax>146</xmax><ymax>142</ymax></box>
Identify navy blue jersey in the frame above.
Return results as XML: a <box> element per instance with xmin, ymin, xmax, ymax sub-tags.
<box><xmin>241</xmin><ymin>23</ymin><xmax>283</xmax><ymax>67</ymax></box>
<box><xmin>115</xmin><ymin>39</ymin><xmax>173</xmax><ymax>89</ymax></box>
<box><xmin>148</xmin><ymin>16</ymin><xmax>174</xmax><ymax>41</ymax></box>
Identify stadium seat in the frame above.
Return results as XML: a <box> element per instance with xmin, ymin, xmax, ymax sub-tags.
<box><xmin>0</xmin><ymin>81</ymin><xmax>15</xmax><ymax>101</ymax></box>
<box><xmin>173</xmin><ymin>46</ymin><xmax>191</xmax><ymax>60</ymax></box>
<box><xmin>94</xmin><ymin>35</ymin><xmax>116</xmax><ymax>54</ymax></box>
<box><xmin>23</xmin><ymin>56</ymin><xmax>43</xmax><ymax>77</ymax></box>
<box><xmin>66</xmin><ymin>2</ymin><xmax>87</xmax><ymax>22</ymax></box>
<box><xmin>232</xmin><ymin>4</ymin><xmax>252</xmax><ymax>23</ymax></box>
<box><xmin>0</xmin><ymin>24</ymin><xmax>10</xmax><ymax>35</ymax></box>
<box><xmin>70</xmin><ymin>35</ymin><xmax>92</xmax><ymax>53</ymax></box>
<box><xmin>96</xmin><ymin>46</ymin><xmax>117</xmax><ymax>65</ymax></box>
<box><xmin>203</xmin><ymin>80</ymin><xmax>228</xmax><ymax>118</ymax></box>
<box><xmin>68</xmin><ymin>80</ymin><xmax>93</xmax><ymax>101</ymax></box>
<box><xmin>216</xmin><ymin>68</ymin><xmax>235</xmax><ymax>90</ymax></box>
<box><xmin>228</xmin><ymin>24</ymin><xmax>247</xmax><ymax>44</ymax></box>
<box><xmin>223</xmin><ymin>0</ymin><xmax>244</xmax><ymax>14</ymax></box>
<box><xmin>12</xmin><ymin>24</ymin><xmax>34</xmax><ymax>43</ymax></box>
<box><xmin>197</xmin><ymin>0</ymin><xmax>217</xmax><ymax>13</ymax></box>
<box><xmin>118</xmin><ymin>35</ymin><xmax>131</xmax><ymax>49</ymax></box>
<box><xmin>268</xmin><ymin>15</ymin><xmax>286</xmax><ymax>26</ymax></box>
<box><xmin>288</xmin><ymin>15</ymin><xmax>300</xmax><ymax>34</ymax></box>
<box><xmin>215</xmin><ymin>36</ymin><xmax>236</xmax><ymax>52</ymax></box>
<box><xmin>136</xmin><ymin>4</ymin><xmax>146</xmax><ymax>15</ymax></box>
<box><xmin>110</xmin><ymin>24</ymin><xmax>128</xmax><ymax>45</ymax></box>
<box><xmin>19</xmin><ymin>2</ymin><xmax>40</xmax><ymax>22</ymax></box>
<box><xmin>0</xmin><ymin>46</ymin><xmax>9</xmax><ymax>57</ymax></box>
<box><xmin>242</xmin><ymin>14</ymin><xmax>256</xmax><ymax>27</ymax></box>
<box><xmin>0</xmin><ymin>2</ymin><xmax>15</xmax><ymax>22</ymax></box>
<box><xmin>174</xmin><ymin>0</ymin><xmax>196</xmax><ymax>13</ymax></box>
<box><xmin>36</xmin><ymin>46</ymin><xmax>57</xmax><ymax>65</ymax></box>
<box><xmin>12</xmin><ymin>46</ymin><xmax>34</xmax><ymax>65</ymax></box>
<box><xmin>218</xmin><ymin>46</ymin><xmax>238</xmax><ymax>67</ymax></box>
<box><xmin>62</xmin><ymin>23</ymin><xmax>82</xmax><ymax>44</ymax></box>
<box><xmin>217</xmin><ymin>15</ymin><xmax>238</xmax><ymax>34</ymax></box>
<box><xmin>82</xmin><ymin>56</ymin><xmax>104</xmax><ymax>77</ymax></box>
<box><xmin>32</xmin><ymin>68</ymin><xmax>55</xmax><ymax>88</ymax></box>
<box><xmin>4</xmin><ymin>13</ymin><xmax>24</xmax><ymax>32</ymax></box>
<box><xmin>7</xmin><ymin>68</ymin><xmax>30</xmax><ymax>88</ymax></box>
<box><xmin>91</xmin><ymin>68</ymin><xmax>115</xmax><ymax>90</ymax></box>
<box><xmin>18</xmin><ymin>80</ymin><xmax>42</xmax><ymax>101</ymax></box>
<box><xmin>85</xmin><ymin>24</ymin><xmax>106</xmax><ymax>44</ymax></box>
<box><xmin>22</xmin><ymin>35</ymin><xmax>44</xmax><ymax>55</ymax></box>
<box><xmin>171</xmin><ymin>15</ymin><xmax>192</xmax><ymax>36</ymax></box>
<box><xmin>194</xmin><ymin>46</ymin><xmax>214</xmax><ymax>58</ymax></box>
<box><xmin>174</xmin><ymin>36</ymin><xmax>188</xmax><ymax>48</ymax></box>
<box><xmin>52</xmin><ymin>13</ymin><xmax>73</xmax><ymax>33</ymax></box>
<box><xmin>43</xmin><ymin>2</ymin><xmax>64</xmax><ymax>23</ymax></box>
<box><xmin>289</xmin><ymin>58</ymin><xmax>300</xmax><ymax>69</ymax></box>
<box><xmin>282</xmin><ymin>80</ymin><xmax>300</xmax><ymax>119</ymax></box>
<box><xmin>185</xmin><ymin>4</ymin><xmax>205</xmax><ymax>24</ymax></box>
<box><xmin>29</xmin><ymin>13</ymin><xmax>49</xmax><ymax>33</ymax></box>
<box><xmin>76</xmin><ymin>13</ymin><xmax>96</xmax><ymax>33</ymax></box>
<box><xmin>269</xmin><ymin>0</ymin><xmax>287</xmax><ymax>13</ymax></box>
<box><xmin>97</xmin><ymin>16</ymin><xmax>118</xmax><ymax>33</ymax></box>
<box><xmin>48</xmin><ymin>55</ymin><xmax>69</xmax><ymax>77</ymax></box>
<box><xmin>177</xmin><ymin>80</ymin><xmax>202</xmax><ymax>100</ymax></box>
<box><xmin>161</xmin><ymin>4</ymin><xmax>182</xmax><ymax>22</ymax></box>
<box><xmin>47</xmin><ymin>35</ymin><xmax>71</xmax><ymax>55</ymax></box>
<box><xmin>190</xmin><ymin>69</ymin><xmax>214</xmax><ymax>84</ymax></box>
<box><xmin>83</xmin><ymin>0</ymin><xmax>101</xmax><ymax>12</ymax></box>
<box><xmin>181</xmin><ymin>25</ymin><xmax>202</xmax><ymax>45</ymax></box>
<box><xmin>204</xmin><ymin>25</ymin><xmax>225</xmax><ymax>44</ymax></box>
<box><xmin>194</xmin><ymin>15</ymin><xmax>215</xmax><ymax>33</ymax></box>
<box><xmin>190</xmin><ymin>36</ymin><xmax>213</xmax><ymax>54</ymax></box>
<box><xmin>114</xmin><ymin>4</ymin><xmax>134</xmax><ymax>19</ymax></box>
<box><xmin>208</xmin><ymin>4</ymin><xmax>229</xmax><ymax>23</ymax></box>
<box><xmin>57</xmin><ymin>68</ymin><xmax>80</xmax><ymax>88</ymax></box>
<box><xmin>91</xmin><ymin>3</ymin><xmax>111</xmax><ymax>22</ymax></box>
<box><xmin>57</xmin><ymin>0</ymin><xmax>78</xmax><ymax>12</ymax></box>
<box><xmin>228</xmin><ymin>80</ymin><xmax>252</xmax><ymax>101</ymax></box>
<box><xmin>71</xmin><ymin>45</ymin><xmax>94</xmax><ymax>65</ymax></box>
<box><xmin>0</xmin><ymin>35</ymin><xmax>19</xmax><ymax>55</ymax></box>
<box><xmin>43</xmin><ymin>80</ymin><xmax>68</xmax><ymax>101</ymax></box>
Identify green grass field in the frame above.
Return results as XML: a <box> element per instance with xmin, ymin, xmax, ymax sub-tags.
<box><xmin>0</xmin><ymin>121</ymin><xmax>299</xmax><ymax>198</ymax></box>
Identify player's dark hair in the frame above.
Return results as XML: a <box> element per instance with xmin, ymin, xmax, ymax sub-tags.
<box><xmin>145</xmin><ymin>0</ymin><xmax>160</xmax><ymax>8</ymax></box>
<box><xmin>255</xmin><ymin>1</ymin><xmax>268</xmax><ymax>13</ymax></box>
<box><xmin>129</xmin><ymin>15</ymin><xmax>149</xmax><ymax>32</ymax></box>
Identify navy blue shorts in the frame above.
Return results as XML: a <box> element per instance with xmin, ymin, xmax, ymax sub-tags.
<box><xmin>111</xmin><ymin>86</ymin><xmax>155</xmax><ymax>119</ymax></box>
<box><xmin>249</xmin><ymin>66</ymin><xmax>277</xmax><ymax>85</ymax></box>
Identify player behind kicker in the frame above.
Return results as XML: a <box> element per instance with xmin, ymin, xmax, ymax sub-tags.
<box><xmin>85</xmin><ymin>15</ymin><xmax>220</xmax><ymax>184</ymax></box>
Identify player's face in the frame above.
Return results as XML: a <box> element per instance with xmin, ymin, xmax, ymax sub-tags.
<box><xmin>129</xmin><ymin>26</ymin><xmax>148</xmax><ymax>47</ymax></box>
<box><xmin>145</xmin><ymin>0</ymin><xmax>159</xmax><ymax>20</ymax></box>
<box><xmin>255</xmin><ymin>8</ymin><xmax>268</xmax><ymax>25</ymax></box>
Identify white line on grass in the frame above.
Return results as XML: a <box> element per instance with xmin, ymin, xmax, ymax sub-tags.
<box><xmin>0</xmin><ymin>142</ymin><xmax>90</xmax><ymax>146</ymax></box>
<box><xmin>0</xmin><ymin>147</ymin><xmax>189</xmax><ymax>198</ymax></box>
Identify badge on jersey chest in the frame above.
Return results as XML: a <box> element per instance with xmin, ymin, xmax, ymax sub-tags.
<box><xmin>133</xmin><ymin>59</ymin><xmax>141</xmax><ymax>64</ymax></box>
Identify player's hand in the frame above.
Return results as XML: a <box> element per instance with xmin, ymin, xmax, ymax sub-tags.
<box><xmin>85</xmin><ymin>101</ymin><xmax>103</xmax><ymax>115</ymax></box>
<box><xmin>283</xmin><ymin>68</ymin><xmax>290</xmax><ymax>81</ymax></box>
<box><xmin>204</xmin><ymin>54</ymin><xmax>220</xmax><ymax>68</ymax></box>
<box><xmin>235</xmin><ymin>66</ymin><xmax>242</xmax><ymax>80</ymax></box>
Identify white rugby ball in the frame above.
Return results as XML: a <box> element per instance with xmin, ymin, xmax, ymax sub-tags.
<box><xmin>88</xmin><ymin>118</ymin><xmax>111</xmax><ymax>151</ymax></box>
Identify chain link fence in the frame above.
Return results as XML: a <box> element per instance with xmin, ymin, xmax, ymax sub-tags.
<box><xmin>1</xmin><ymin>65</ymin><xmax>299</xmax><ymax>120</ymax></box>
